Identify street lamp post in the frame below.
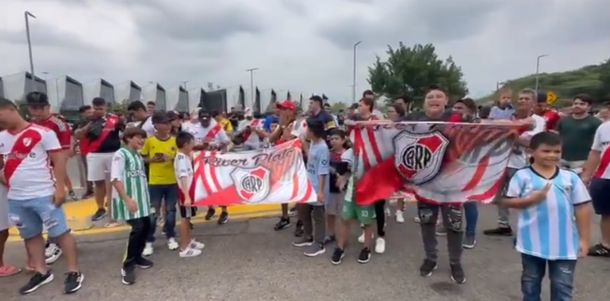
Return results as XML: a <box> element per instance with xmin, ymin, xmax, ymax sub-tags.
<box><xmin>535</xmin><ymin>54</ymin><xmax>549</xmax><ymax>93</ymax></box>
<box><xmin>25</xmin><ymin>11</ymin><xmax>36</xmax><ymax>77</ymax></box>
<box><xmin>352</xmin><ymin>41</ymin><xmax>362</xmax><ymax>103</ymax></box>
<box><xmin>246</xmin><ymin>67</ymin><xmax>259</xmax><ymax>109</ymax></box>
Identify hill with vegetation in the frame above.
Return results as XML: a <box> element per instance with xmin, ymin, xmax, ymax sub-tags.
<box><xmin>478</xmin><ymin>58</ymin><xmax>610</xmax><ymax>108</ymax></box>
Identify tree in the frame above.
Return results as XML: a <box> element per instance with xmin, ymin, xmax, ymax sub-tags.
<box><xmin>599</xmin><ymin>57</ymin><xmax>610</xmax><ymax>100</ymax></box>
<box><xmin>368</xmin><ymin>43</ymin><xmax>468</xmax><ymax>107</ymax></box>
<box><xmin>329</xmin><ymin>101</ymin><xmax>348</xmax><ymax>113</ymax></box>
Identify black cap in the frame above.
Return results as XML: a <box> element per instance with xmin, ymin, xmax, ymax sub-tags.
<box><xmin>198</xmin><ymin>108</ymin><xmax>211</xmax><ymax>120</ymax></box>
<box><xmin>310</xmin><ymin>95</ymin><xmax>324</xmax><ymax>104</ymax></box>
<box><xmin>26</xmin><ymin>92</ymin><xmax>50</xmax><ymax>107</ymax></box>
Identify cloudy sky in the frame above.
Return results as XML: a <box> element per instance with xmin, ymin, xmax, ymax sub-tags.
<box><xmin>1</xmin><ymin>0</ymin><xmax>609</xmax><ymax>104</ymax></box>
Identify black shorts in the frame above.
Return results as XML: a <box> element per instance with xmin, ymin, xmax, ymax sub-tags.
<box><xmin>590</xmin><ymin>178</ymin><xmax>610</xmax><ymax>215</ymax></box>
<box><xmin>179</xmin><ymin>206</ymin><xmax>197</xmax><ymax>219</ymax></box>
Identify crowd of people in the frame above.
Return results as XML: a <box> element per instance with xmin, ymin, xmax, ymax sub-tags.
<box><xmin>0</xmin><ymin>86</ymin><xmax>609</xmax><ymax>301</ymax></box>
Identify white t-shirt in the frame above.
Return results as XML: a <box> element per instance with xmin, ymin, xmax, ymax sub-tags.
<box><xmin>236</xmin><ymin>119</ymin><xmax>264</xmax><ymax>149</ymax></box>
<box><xmin>182</xmin><ymin>119</ymin><xmax>230</xmax><ymax>147</ymax></box>
<box><xmin>0</xmin><ymin>125</ymin><xmax>61</xmax><ymax>200</ymax></box>
<box><xmin>140</xmin><ymin>117</ymin><xmax>155</xmax><ymax>137</ymax></box>
<box><xmin>591</xmin><ymin>121</ymin><xmax>610</xmax><ymax>179</ymax></box>
<box><xmin>174</xmin><ymin>152</ymin><xmax>193</xmax><ymax>193</ymax></box>
<box><xmin>508</xmin><ymin>114</ymin><xmax>546</xmax><ymax>169</ymax></box>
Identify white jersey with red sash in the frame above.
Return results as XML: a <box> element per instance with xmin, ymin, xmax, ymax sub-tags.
<box><xmin>0</xmin><ymin>125</ymin><xmax>61</xmax><ymax>200</ymax></box>
<box><xmin>184</xmin><ymin>119</ymin><xmax>229</xmax><ymax>147</ymax></box>
<box><xmin>238</xmin><ymin>119</ymin><xmax>264</xmax><ymax>149</ymax></box>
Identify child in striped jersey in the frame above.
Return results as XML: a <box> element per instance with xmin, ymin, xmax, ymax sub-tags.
<box><xmin>110</xmin><ymin>128</ymin><xmax>153</xmax><ymax>285</ymax></box>
<box><xmin>174</xmin><ymin>132</ymin><xmax>205</xmax><ymax>258</ymax></box>
<box><xmin>503</xmin><ymin>132</ymin><xmax>593</xmax><ymax>301</ymax></box>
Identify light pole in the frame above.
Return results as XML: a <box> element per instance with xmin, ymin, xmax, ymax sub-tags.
<box><xmin>246</xmin><ymin>67</ymin><xmax>258</xmax><ymax>109</ymax></box>
<box><xmin>535</xmin><ymin>54</ymin><xmax>549</xmax><ymax>93</ymax></box>
<box><xmin>352</xmin><ymin>41</ymin><xmax>362</xmax><ymax>103</ymax></box>
<box><xmin>25</xmin><ymin>11</ymin><xmax>36</xmax><ymax>77</ymax></box>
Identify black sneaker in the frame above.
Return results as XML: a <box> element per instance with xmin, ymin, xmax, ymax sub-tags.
<box><xmin>419</xmin><ymin>259</ymin><xmax>438</xmax><ymax>277</ymax></box>
<box><xmin>323</xmin><ymin>235</ymin><xmax>336</xmax><ymax>245</ymax></box>
<box><xmin>121</xmin><ymin>266</ymin><xmax>135</xmax><ymax>285</ymax></box>
<box><xmin>205</xmin><ymin>208</ymin><xmax>216</xmax><ymax>220</ymax></box>
<box><xmin>331</xmin><ymin>248</ymin><xmax>345</xmax><ymax>265</ymax></box>
<box><xmin>462</xmin><ymin>236</ymin><xmax>477</xmax><ymax>249</ymax></box>
<box><xmin>357</xmin><ymin>247</ymin><xmax>371</xmax><ymax>264</ymax></box>
<box><xmin>91</xmin><ymin>208</ymin><xmax>107</xmax><ymax>222</ymax></box>
<box><xmin>135</xmin><ymin>257</ymin><xmax>154</xmax><ymax>269</ymax></box>
<box><xmin>217</xmin><ymin>211</ymin><xmax>229</xmax><ymax>225</ymax></box>
<box><xmin>19</xmin><ymin>271</ymin><xmax>54</xmax><ymax>295</ymax></box>
<box><xmin>588</xmin><ymin>243</ymin><xmax>610</xmax><ymax>257</ymax></box>
<box><xmin>450</xmin><ymin>263</ymin><xmax>466</xmax><ymax>284</ymax></box>
<box><xmin>483</xmin><ymin>226</ymin><xmax>512</xmax><ymax>236</ymax></box>
<box><xmin>274</xmin><ymin>217</ymin><xmax>291</xmax><ymax>231</ymax></box>
<box><xmin>64</xmin><ymin>272</ymin><xmax>84</xmax><ymax>294</ymax></box>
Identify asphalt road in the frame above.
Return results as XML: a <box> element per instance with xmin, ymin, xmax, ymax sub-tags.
<box><xmin>1</xmin><ymin>205</ymin><xmax>609</xmax><ymax>301</ymax></box>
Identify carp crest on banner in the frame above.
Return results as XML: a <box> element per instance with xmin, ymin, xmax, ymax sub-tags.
<box><xmin>231</xmin><ymin>166</ymin><xmax>271</xmax><ymax>203</ymax></box>
<box><xmin>393</xmin><ymin>130</ymin><xmax>449</xmax><ymax>185</ymax></box>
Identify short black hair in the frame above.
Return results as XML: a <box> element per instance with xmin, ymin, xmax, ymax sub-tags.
<box><xmin>122</xmin><ymin>127</ymin><xmax>147</xmax><ymax>144</ymax></box>
<box><xmin>362</xmin><ymin>90</ymin><xmax>374</xmax><ymax>97</ymax></box>
<box><xmin>479</xmin><ymin>106</ymin><xmax>491</xmax><ymax>119</ymax></box>
<box><xmin>426</xmin><ymin>84</ymin><xmax>447</xmax><ymax>95</ymax></box>
<box><xmin>151</xmin><ymin>111</ymin><xmax>169</xmax><ymax>124</ymax></box>
<box><xmin>573</xmin><ymin>94</ymin><xmax>593</xmax><ymax>105</ymax></box>
<box><xmin>306</xmin><ymin>118</ymin><xmax>326</xmax><ymax>138</ymax></box>
<box><xmin>310</xmin><ymin>95</ymin><xmax>324</xmax><ymax>105</ymax></box>
<box><xmin>0</xmin><ymin>97</ymin><xmax>17</xmax><ymax>109</ymax></box>
<box><xmin>127</xmin><ymin>100</ymin><xmax>146</xmax><ymax>112</ymax></box>
<box><xmin>176</xmin><ymin>131</ymin><xmax>195</xmax><ymax>148</ymax></box>
<box><xmin>78</xmin><ymin>105</ymin><xmax>92</xmax><ymax>113</ymax></box>
<box><xmin>394</xmin><ymin>95</ymin><xmax>410</xmax><ymax>102</ymax></box>
<box><xmin>147</xmin><ymin>101</ymin><xmax>156</xmax><ymax>106</ymax></box>
<box><xmin>530</xmin><ymin>132</ymin><xmax>561</xmax><ymax>150</ymax></box>
<box><xmin>26</xmin><ymin>92</ymin><xmax>49</xmax><ymax>107</ymax></box>
<box><xmin>92</xmin><ymin>97</ymin><xmax>106</xmax><ymax>106</ymax></box>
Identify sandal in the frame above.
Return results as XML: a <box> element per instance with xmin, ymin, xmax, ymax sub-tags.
<box><xmin>0</xmin><ymin>265</ymin><xmax>21</xmax><ymax>277</ymax></box>
<box><xmin>587</xmin><ymin>243</ymin><xmax>610</xmax><ymax>257</ymax></box>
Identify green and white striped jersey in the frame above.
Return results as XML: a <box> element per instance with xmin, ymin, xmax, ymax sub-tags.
<box><xmin>110</xmin><ymin>147</ymin><xmax>151</xmax><ymax>221</ymax></box>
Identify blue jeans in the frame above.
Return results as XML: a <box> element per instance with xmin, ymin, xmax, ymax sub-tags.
<box><xmin>8</xmin><ymin>195</ymin><xmax>70</xmax><ymax>240</ymax></box>
<box><xmin>521</xmin><ymin>253</ymin><xmax>576</xmax><ymax>301</ymax></box>
<box><xmin>146</xmin><ymin>184</ymin><xmax>178</xmax><ymax>242</ymax></box>
<box><xmin>463</xmin><ymin>202</ymin><xmax>478</xmax><ymax>238</ymax></box>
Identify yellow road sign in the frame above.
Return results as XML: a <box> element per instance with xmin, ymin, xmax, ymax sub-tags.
<box><xmin>547</xmin><ymin>91</ymin><xmax>558</xmax><ymax>105</ymax></box>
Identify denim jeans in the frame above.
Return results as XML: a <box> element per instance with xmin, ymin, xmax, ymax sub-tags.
<box><xmin>463</xmin><ymin>202</ymin><xmax>478</xmax><ymax>238</ymax></box>
<box><xmin>521</xmin><ymin>253</ymin><xmax>576</xmax><ymax>301</ymax></box>
<box><xmin>147</xmin><ymin>184</ymin><xmax>178</xmax><ymax>242</ymax></box>
<box><xmin>418</xmin><ymin>202</ymin><xmax>463</xmax><ymax>264</ymax></box>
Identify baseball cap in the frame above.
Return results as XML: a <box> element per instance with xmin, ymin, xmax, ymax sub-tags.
<box><xmin>276</xmin><ymin>100</ymin><xmax>297</xmax><ymax>111</ymax></box>
<box><xmin>198</xmin><ymin>108</ymin><xmax>211</xmax><ymax>120</ymax></box>
<box><xmin>26</xmin><ymin>92</ymin><xmax>50</xmax><ymax>107</ymax></box>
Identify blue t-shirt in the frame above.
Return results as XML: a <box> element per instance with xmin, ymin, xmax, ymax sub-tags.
<box><xmin>263</xmin><ymin>115</ymin><xmax>279</xmax><ymax>133</ymax></box>
<box><xmin>506</xmin><ymin>167</ymin><xmax>591</xmax><ymax>260</ymax></box>
<box><xmin>307</xmin><ymin>140</ymin><xmax>330</xmax><ymax>205</ymax></box>
<box><xmin>489</xmin><ymin>105</ymin><xmax>514</xmax><ymax>120</ymax></box>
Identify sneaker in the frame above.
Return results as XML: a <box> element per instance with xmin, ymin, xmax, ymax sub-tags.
<box><xmin>483</xmin><ymin>226</ymin><xmax>513</xmax><ymax>236</ymax></box>
<box><xmin>462</xmin><ymin>236</ymin><xmax>477</xmax><ymax>249</ymax></box>
<box><xmin>273</xmin><ymin>217</ymin><xmax>291</xmax><ymax>231</ymax></box>
<box><xmin>413</xmin><ymin>216</ymin><xmax>421</xmax><ymax>224</ymax></box>
<box><xmin>142</xmin><ymin>242</ymin><xmax>154</xmax><ymax>256</ymax></box>
<box><xmin>64</xmin><ymin>272</ymin><xmax>84</xmax><ymax>294</ymax></box>
<box><xmin>292</xmin><ymin>237</ymin><xmax>314</xmax><ymax>247</ymax></box>
<box><xmin>588</xmin><ymin>243</ymin><xmax>610</xmax><ymax>257</ymax></box>
<box><xmin>135</xmin><ymin>257</ymin><xmax>154</xmax><ymax>269</ymax></box>
<box><xmin>179</xmin><ymin>247</ymin><xmax>202</xmax><ymax>258</ymax></box>
<box><xmin>330</xmin><ymin>248</ymin><xmax>345</xmax><ymax>265</ymax></box>
<box><xmin>45</xmin><ymin>243</ymin><xmax>63</xmax><ymax>264</ymax></box>
<box><xmin>375</xmin><ymin>237</ymin><xmax>386</xmax><ymax>254</ymax></box>
<box><xmin>419</xmin><ymin>259</ymin><xmax>438</xmax><ymax>277</ymax></box>
<box><xmin>19</xmin><ymin>271</ymin><xmax>54</xmax><ymax>295</ymax></box>
<box><xmin>304</xmin><ymin>243</ymin><xmax>326</xmax><ymax>257</ymax></box>
<box><xmin>357</xmin><ymin>232</ymin><xmax>365</xmax><ymax>244</ymax></box>
<box><xmin>68</xmin><ymin>191</ymin><xmax>78</xmax><ymax>202</ymax></box>
<box><xmin>167</xmin><ymin>238</ymin><xmax>179</xmax><ymax>250</ymax></box>
<box><xmin>322</xmin><ymin>235</ymin><xmax>336</xmax><ymax>246</ymax></box>
<box><xmin>205</xmin><ymin>208</ymin><xmax>216</xmax><ymax>220</ymax></box>
<box><xmin>395</xmin><ymin>210</ymin><xmax>405</xmax><ymax>223</ymax></box>
<box><xmin>450</xmin><ymin>263</ymin><xmax>466</xmax><ymax>284</ymax></box>
<box><xmin>91</xmin><ymin>208</ymin><xmax>107</xmax><ymax>222</ymax></box>
<box><xmin>121</xmin><ymin>267</ymin><xmax>135</xmax><ymax>285</ymax></box>
<box><xmin>217</xmin><ymin>211</ymin><xmax>229</xmax><ymax>225</ymax></box>
<box><xmin>357</xmin><ymin>247</ymin><xmax>371</xmax><ymax>264</ymax></box>
<box><xmin>189</xmin><ymin>239</ymin><xmax>205</xmax><ymax>250</ymax></box>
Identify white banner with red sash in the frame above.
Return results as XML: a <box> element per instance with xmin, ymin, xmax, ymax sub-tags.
<box><xmin>190</xmin><ymin>139</ymin><xmax>315</xmax><ymax>206</ymax></box>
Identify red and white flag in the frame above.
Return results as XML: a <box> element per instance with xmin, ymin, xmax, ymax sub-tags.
<box><xmin>350</xmin><ymin>121</ymin><xmax>526</xmax><ymax>205</ymax></box>
<box><xmin>190</xmin><ymin>139</ymin><xmax>315</xmax><ymax>206</ymax></box>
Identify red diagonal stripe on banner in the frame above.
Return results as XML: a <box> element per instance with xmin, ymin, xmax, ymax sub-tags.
<box><xmin>366</xmin><ymin>128</ymin><xmax>383</xmax><ymax>164</ymax></box>
<box><xmin>461</xmin><ymin>155</ymin><xmax>489</xmax><ymax>192</ymax></box>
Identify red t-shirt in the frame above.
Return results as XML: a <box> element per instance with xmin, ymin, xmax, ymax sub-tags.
<box><xmin>33</xmin><ymin>114</ymin><xmax>72</xmax><ymax>150</ymax></box>
<box><xmin>543</xmin><ymin>110</ymin><xmax>561</xmax><ymax>131</ymax></box>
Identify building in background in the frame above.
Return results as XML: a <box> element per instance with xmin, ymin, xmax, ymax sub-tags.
<box><xmin>142</xmin><ymin>82</ymin><xmax>167</xmax><ymax>111</ymax></box>
<box><xmin>83</xmin><ymin>78</ymin><xmax>115</xmax><ymax>106</ymax></box>
<box><xmin>201</xmin><ymin>88</ymin><xmax>228</xmax><ymax>113</ymax></box>
<box><xmin>115</xmin><ymin>80</ymin><xmax>141</xmax><ymax>103</ymax></box>
<box><xmin>167</xmin><ymin>85</ymin><xmax>189</xmax><ymax>112</ymax></box>
<box><xmin>47</xmin><ymin>75</ymin><xmax>84</xmax><ymax>114</ymax></box>
<box><xmin>1</xmin><ymin>72</ymin><xmax>47</xmax><ymax>102</ymax></box>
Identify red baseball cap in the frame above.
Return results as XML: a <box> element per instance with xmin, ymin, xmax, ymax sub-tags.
<box><xmin>276</xmin><ymin>100</ymin><xmax>297</xmax><ymax>111</ymax></box>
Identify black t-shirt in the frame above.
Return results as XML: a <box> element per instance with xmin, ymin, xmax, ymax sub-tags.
<box><xmin>87</xmin><ymin>115</ymin><xmax>124</xmax><ymax>153</ymax></box>
<box><xmin>329</xmin><ymin>150</ymin><xmax>350</xmax><ymax>194</ymax></box>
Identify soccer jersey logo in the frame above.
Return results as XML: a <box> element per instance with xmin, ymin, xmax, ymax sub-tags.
<box><xmin>231</xmin><ymin>166</ymin><xmax>270</xmax><ymax>203</ymax></box>
<box><xmin>393</xmin><ymin>130</ymin><xmax>449</xmax><ymax>184</ymax></box>
<box><xmin>23</xmin><ymin>137</ymin><xmax>32</xmax><ymax>147</ymax></box>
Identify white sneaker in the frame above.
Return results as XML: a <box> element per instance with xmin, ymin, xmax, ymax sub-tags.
<box><xmin>375</xmin><ymin>237</ymin><xmax>386</xmax><ymax>254</ymax></box>
<box><xmin>395</xmin><ymin>210</ymin><xmax>405</xmax><ymax>224</ymax></box>
<box><xmin>142</xmin><ymin>242</ymin><xmax>154</xmax><ymax>256</ymax></box>
<box><xmin>179</xmin><ymin>247</ymin><xmax>202</xmax><ymax>258</ymax></box>
<box><xmin>45</xmin><ymin>243</ymin><xmax>63</xmax><ymax>264</ymax></box>
<box><xmin>167</xmin><ymin>238</ymin><xmax>179</xmax><ymax>250</ymax></box>
<box><xmin>357</xmin><ymin>232</ymin><xmax>365</xmax><ymax>244</ymax></box>
<box><xmin>190</xmin><ymin>239</ymin><xmax>205</xmax><ymax>250</ymax></box>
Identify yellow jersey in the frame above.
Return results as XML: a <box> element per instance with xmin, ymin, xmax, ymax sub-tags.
<box><xmin>141</xmin><ymin>135</ymin><xmax>177</xmax><ymax>185</ymax></box>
